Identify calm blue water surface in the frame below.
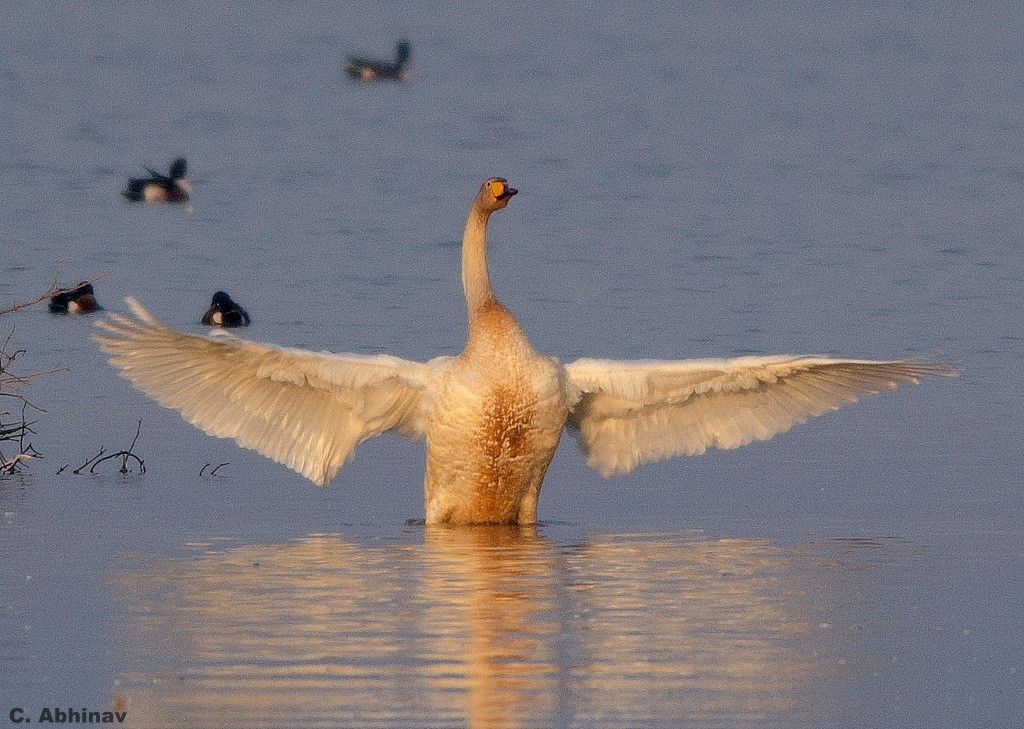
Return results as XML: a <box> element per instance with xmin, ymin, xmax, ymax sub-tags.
<box><xmin>1</xmin><ymin>2</ymin><xmax>1021</xmax><ymax>727</ymax></box>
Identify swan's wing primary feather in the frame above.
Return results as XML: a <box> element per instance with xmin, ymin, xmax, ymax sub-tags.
<box><xmin>564</xmin><ymin>355</ymin><xmax>957</xmax><ymax>477</ymax></box>
<box><xmin>94</xmin><ymin>297</ymin><xmax>449</xmax><ymax>486</ymax></box>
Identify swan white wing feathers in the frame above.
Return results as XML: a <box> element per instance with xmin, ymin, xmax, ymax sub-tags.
<box><xmin>94</xmin><ymin>297</ymin><xmax>448</xmax><ymax>485</ymax></box>
<box><xmin>564</xmin><ymin>355</ymin><xmax>957</xmax><ymax>477</ymax></box>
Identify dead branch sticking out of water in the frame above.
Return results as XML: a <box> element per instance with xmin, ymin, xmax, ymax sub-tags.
<box><xmin>0</xmin><ymin>273</ymin><xmax>96</xmax><ymax>475</ymax></box>
<box><xmin>1</xmin><ymin>329</ymin><xmax>45</xmax><ymax>474</ymax></box>
<box><xmin>1</xmin><ymin>443</ymin><xmax>41</xmax><ymax>474</ymax></box>
<box><xmin>71</xmin><ymin>447</ymin><xmax>108</xmax><ymax>474</ymax></box>
<box><xmin>87</xmin><ymin>420</ymin><xmax>146</xmax><ymax>475</ymax></box>
<box><xmin>200</xmin><ymin>462</ymin><xmax>230</xmax><ymax>476</ymax></box>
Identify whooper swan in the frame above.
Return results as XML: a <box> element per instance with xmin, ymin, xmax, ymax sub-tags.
<box><xmin>94</xmin><ymin>178</ymin><xmax>956</xmax><ymax>524</ymax></box>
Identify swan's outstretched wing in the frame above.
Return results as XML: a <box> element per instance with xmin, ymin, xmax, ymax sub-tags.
<box><xmin>94</xmin><ymin>297</ymin><xmax>448</xmax><ymax>485</ymax></box>
<box><xmin>564</xmin><ymin>355</ymin><xmax>957</xmax><ymax>477</ymax></box>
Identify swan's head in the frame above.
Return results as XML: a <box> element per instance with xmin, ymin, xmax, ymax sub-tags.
<box><xmin>477</xmin><ymin>177</ymin><xmax>518</xmax><ymax>213</ymax></box>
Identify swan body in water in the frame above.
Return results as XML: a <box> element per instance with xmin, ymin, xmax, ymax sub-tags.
<box><xmin>95</xmin><ymin>178</ymin><xmax>956</xmax><ymax>524</ymax></box>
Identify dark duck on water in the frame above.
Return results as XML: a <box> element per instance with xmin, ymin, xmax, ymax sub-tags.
<box><xmin>344</xmin><ymin>40</ymin><xmax>411</xmax><ymax>81</ymax></box>
<box><xmin>122</xmin><ymin>157</ymin><xmax>191</xmax><ymax>203</ymax></box>
<box><xmin>202</xmin><ymin>291</ymin><xmax>251</xmax><ymax>327</ymax></box>
<box><xmin>49</xmin><ymin>282</ymin><xmax>101</xmax><ymax>314</ymax></box>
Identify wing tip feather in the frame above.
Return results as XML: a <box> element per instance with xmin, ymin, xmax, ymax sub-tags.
<box><xmin>898</xmin><ymin>356</ymin><xmax>960</xmax><ymax>381</ymax></box>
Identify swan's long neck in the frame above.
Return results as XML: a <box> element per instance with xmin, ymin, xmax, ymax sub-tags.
<box><xmin>462</xmin><ymin>206</ymin><xmax>496</xmax><ymax>322</ymax></box>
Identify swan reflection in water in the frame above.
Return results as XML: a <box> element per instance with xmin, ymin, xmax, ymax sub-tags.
<box><xmin>110</xmin><ymin>529</ymin><xmax>852</xmax><ymax>727</ymax></box>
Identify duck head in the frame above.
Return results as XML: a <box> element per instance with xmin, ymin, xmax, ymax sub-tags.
<box><xmin>169</xmin><ymin>157</ymin><xmax>188</xmax><ymax>180</ymax></box>
<box><xmin>210</xmin><ymin>291</ymin><xmax>235</xmax><ymax>310</ymax></box>
<box><xmin>396</xmin><ymin>40</ymin><xmax>411</xmax><ymax>66</ymax></box>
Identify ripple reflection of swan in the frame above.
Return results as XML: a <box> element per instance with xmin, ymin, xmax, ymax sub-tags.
<box><xmin>95</xmin><ymin>178</ymin><xmax>956</xmax><ymax>524</ymax></box>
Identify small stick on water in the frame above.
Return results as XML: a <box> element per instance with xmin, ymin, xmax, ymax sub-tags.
<box><xmin>76</xmin><ymin>417</ymin><xmax>146</xmax><ymax>475</ymax></box>
<box><xmin>86</xmin><ymin>446</ymin><xmax>144</xmax><ymax>475</ymax></box>
<box><xmin>1</xmin><ymin>445</ymin><xmax>41</xmax><ymax>474</ymax></box>
<box><xmin>1</xmin><ymin>451</ymin><xmax>39</xmax><ymax>473</ymax></box>
<box><xmin>200</xmin><ymin>462</ymin><xmax>230</xmax><ymax>476</ymax></box>
<box><xmin>126</xmin><ymin>419</ymin><xmax>142</xmax><ymax>454</ymax></box>
<box><xmin>73</xmin><ymin>447</ymin><xmax>107</xmax><ymax>474</ymax></box>
<box><xmin>89</xmin><ymin>420</ymin><xmax>145</xmax><ymax>475</ymax></box>
<box><xmin>90</xmin><ymin>450</ymin><xmax>146</xmax><ymax>475</ymax></box>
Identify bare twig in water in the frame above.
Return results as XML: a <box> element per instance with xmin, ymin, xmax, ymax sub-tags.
<box><xmin>1</xmin><ymin>444</ymin><xmax>41</xmax><ymax>474</ymax></box>
<box><xmin>1</xmin><ymin>448</ymin><xmax>41</xmax><ymax>474</ymax></box>
<box><xmin>90</xmin><ymin>450</ymin><xmax>145</xmax><ymax>475</ymax></box>
<box><xmin>0</xmin><ymin>329</ymin><xmax>67</xmax><ymax>388</ymax></box>
<box><xmin>200</xmin><ymin>462</ymin><xmax>230</xmax><ymax>476</ymax></box>
<box><xmin>73</xmin><ymin>448</ymin><xmax>108</xmax><ymax>474</ymax></box>
<box><xmin>1</xmin><ymin>328</ymin><xmax>47</xmax><ymax>474</ymax></box>
<box><xmin>88</xmin><ymin>420</ymin><xmax>145</xmax><ymax>475</ymax></box>
<box><xmin>126</xmin><ymin>419</ymin><xmax>142</xmax><ymax>453</ymax></box>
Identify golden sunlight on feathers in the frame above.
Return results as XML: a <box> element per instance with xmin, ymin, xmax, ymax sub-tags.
<box><xmin>566</xmin><ymin>355</ymin><xmax>956</xmax><ymax>476</ymax></box>
<box><xmin>94</xmin><ymin>178</ymin><xmax>956</xmax><ymax>524</ymax></box>
<box><xmin>96</xmin><ymin>298</ymin><xmax>446</xmax><ymax>486</ymax></box>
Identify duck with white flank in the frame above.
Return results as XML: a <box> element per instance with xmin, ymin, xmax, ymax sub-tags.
<box><xmin>50</xmin><ymin>282</ymin><xmax>101</xmax><ymax>314</ymax></box>
<box><xmin>95</xmin><ymin>178</ymin><xmax>956</xmax><ymax>525</ymax></box>
<box><xmin>344</xmin><ymin>40</ymin><xmax>411</xmax><ymax>81</ymax></box>
<box><xmin>202</xmin><ymin>291</ymin><xmax>251</xmax><ymax>327</ymax></box>
<box><xmin>122</xmin><ymin>157</ymin><xmax>191</xmax><ymax>203</ymax></box>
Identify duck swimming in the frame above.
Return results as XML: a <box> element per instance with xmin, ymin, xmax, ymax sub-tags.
<box><xmin>344</xmin><ymin>40</ymin><xmax>411</xmax><ymax>81</ymax></box>
<box><xmin>122</xmin><ymin>157</ymin><xmax>191</xmax><ymax>203</ymax></box>
<box><xmin>49</xmin><ymin>282</ymin><xmax>101</xmax><ymax>314</ymax></box>
<box><xmin>95</xmin><ymin>178</ymin><xmax>956</xmax><ymax>525</ymax></box>
<box><xmin>202</xmin><ymin>291</ymin><xmax>251</xmax><ymax>327</ymax></box>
